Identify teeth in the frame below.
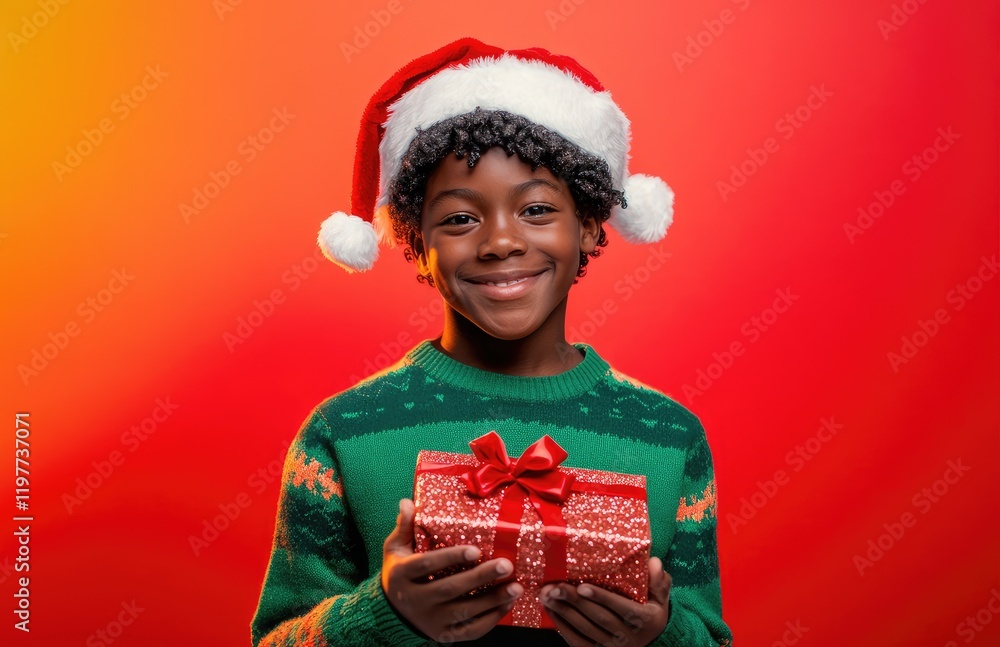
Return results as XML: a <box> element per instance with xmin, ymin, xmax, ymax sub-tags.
<box><xmin>485</xmin><ymin>277</ymin><xmax>528</xmax><ymax>287</ymax></box>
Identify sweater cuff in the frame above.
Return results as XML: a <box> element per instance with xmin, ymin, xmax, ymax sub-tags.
<box><xmin>358</xmin><ymin>572</ymin><xmax>428</xmax><ymax>647</ymax></box>
<box><xmin>659</xmin><ymin>598</ymin><xmax>691</xmax><ymax>647</ymax></box>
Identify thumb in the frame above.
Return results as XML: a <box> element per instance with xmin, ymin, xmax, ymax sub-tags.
<box><xmin>648</xmin><ymin>557</ymin><xmax>672</xmax><ymax>607</ymax></box>
<box><xmin>384</xmin><ymin>498</ymin><xmax>416</xmax><ymax>556</ymax></box>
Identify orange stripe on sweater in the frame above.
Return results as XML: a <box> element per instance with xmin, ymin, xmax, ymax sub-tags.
<box><xmin>259</xmin><ymin>597</ymin><xmax>337</xmax><ymax>647</ymax></box>
<box><xmin>676</xmin><ymin>479</ymin><xmax>717</xmax><ymax>523</ymax></box>
<box><xmin>286</xmin><ymin>449</ymin><xmax>343</xmax><ymax>500</ymax></box>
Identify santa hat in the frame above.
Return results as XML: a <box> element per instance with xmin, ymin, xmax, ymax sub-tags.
<box><xmin>318</xmin><ymin>37</ymin><xmax>675</xmax><ymax>273</ymax></box>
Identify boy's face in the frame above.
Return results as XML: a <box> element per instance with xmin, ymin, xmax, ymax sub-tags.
<box><xmin>414</xmin><ymin>147</ymin><xmax>599</xmax><ymax>341</ymax></box>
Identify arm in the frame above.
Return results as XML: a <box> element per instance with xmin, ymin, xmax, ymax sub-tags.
<box><xmin>250</xmin><ymin>408</ymin><xmax>427</xmax><ymax>647</ymax></box>
<box><xmin>652</xmin><ymin>422</ymin><xmax>732</xmax><ymax>647</ymax></box>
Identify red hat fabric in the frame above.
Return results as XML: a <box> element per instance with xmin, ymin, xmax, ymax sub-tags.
<box><xmin>318</xmin><ymin>37</ymin><xmax>674</xmax><ymax>273</ymax></box>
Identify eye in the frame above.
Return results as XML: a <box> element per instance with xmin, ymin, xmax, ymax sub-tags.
<box><xmin>524</xmin><ymin>204</ymin><xmax>555</xmax><ymax>218</ymax></box>
<box><xmin>442</xmin><ymin>213</ymin><xmax>475</xmax><ymax>226</ymax></box>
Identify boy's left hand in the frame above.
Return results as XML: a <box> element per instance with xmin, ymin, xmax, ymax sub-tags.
<box><xmin>540</xmin><ymin>556</ymin><xmax>671</xmax><ymax>647</ymax></box>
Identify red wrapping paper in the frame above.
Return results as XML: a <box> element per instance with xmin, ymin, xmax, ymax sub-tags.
<box><xmin>413</xmin><ymin>431</ymin><xmax>651</xmax><ymax>629</ymax></box>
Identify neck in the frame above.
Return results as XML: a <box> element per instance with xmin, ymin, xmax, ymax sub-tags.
<box><xmin>435</xmin><ymin>301</ymin><xmax>582</xmax><ymax>376</ymax></box>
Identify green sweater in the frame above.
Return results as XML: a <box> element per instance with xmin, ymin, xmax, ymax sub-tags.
<box><xmin>251</xmin><ymin>340</ymin><xmax>733</xmax><ymax>646</ymax></box>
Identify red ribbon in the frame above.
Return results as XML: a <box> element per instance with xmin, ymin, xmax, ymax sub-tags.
<box><xmin>415</xmin><ymin>431</ymin><xmax>647</xmax><ymax>614</ymax></box>
<box><xmin>461</xmin><ymin>432</ymin><xmax>575</xmax><ymax>590</ymax></box>
<box><xmin>463</xmin><ymin>431</ymin><xmax>577</xmax><ymax>503</ymax></box>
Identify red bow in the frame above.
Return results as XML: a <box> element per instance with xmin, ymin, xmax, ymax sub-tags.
<box><xmin>462</xmin><ymin>431</ymin><xmax>576</xmax><ymax>504</ymax></box>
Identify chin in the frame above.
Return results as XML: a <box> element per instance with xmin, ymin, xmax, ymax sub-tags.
<box><xmin>474</xmin><ymin>319</ymin><xmax>541</xmax><ymax>341</ymax></box>
<box><xmin>500</xmin><ymin>332</ymin><xmax>536</xmax><ymax>342</ymax></box>
<box><xmin>477</xmin><ymin>327</ymin><xmax>534</xmax><ymax>341</ymax></box>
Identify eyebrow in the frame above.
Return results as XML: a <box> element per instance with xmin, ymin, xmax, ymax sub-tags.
<box><xmin>509</xmin><ymin>178</ymin><xmax>564</xmax><ymax>199</ymax></box>
<box><xmin>426</xmin><ymin>187</ymin><xmax>483</xmax><ymax>211</ymax></box>
<box><xmin>425</xmin><ymin>179</ymin><xmax>565</xmax><ymax>212</ymax></box>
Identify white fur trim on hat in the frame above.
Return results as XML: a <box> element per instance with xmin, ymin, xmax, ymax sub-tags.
<box><xmin>611</xmin><ymin>175</ymin><xmax>675</xmax><ymax>243</ymax></box>
<box><xmin>317</xmin><ymin>212</ymin><xmax>379</xmax><ymax>273</ymax></box>
<box><xmin>374</xmin><ymin>53</ymin><xmax>632</xmax><ymax>212</ymax></box>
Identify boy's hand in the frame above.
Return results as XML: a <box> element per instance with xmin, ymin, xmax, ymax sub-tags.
<box><xmin>382</xmin><ymin>498</ymin><xmax>523</xmax><ymax>642</ymax></box>
<box><xmin>540</xmin><ymin>556</ymin><xmax>672</xmax><ymax>647</ymax></box>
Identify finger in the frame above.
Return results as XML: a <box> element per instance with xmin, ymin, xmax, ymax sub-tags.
<box><xmin>647</xmin><ymin>557</ymin><xmax>672</xmax><ymax>608</ymax></box>
<box><xmin>446</xmin><ymin>581</ymin><xmax>522</xmax><ymax>624</ymax></box>
<box><xmin>541</xmin><ymin>586</ymin><xmax>614</xmax><ymax>644</ymax></box>
<box><xmin>398</xmin><ymin>544</ymin><xmax>482</xmax><ymax>581</ymax></box>
<box><xmin>544</xmin><ymin>606</ymin><xmax>601</xmax><ymax>647</ymax></box>
<box><xmin>645</xmin><ymin>556</ymin><xmax>661</xmax><ymax>606</ymax></box>
<box><xmin>545</xmin><ymin>584</ymin><xmax>625</xmax><ymax>634</ymax></box>
<box><xmin>426</xmin><ymin>557</ymin><xmax>514</xmax><ymax>602</ymax></box>
<box><xmin>440</xmin><ymin>595</ymin><xmax>518</xmax><ymax>643</ymax></box>
<box><xmin>383</xmin><ymin>499</ymin><xmax>416</xmax><ymax>555</ymax></box>
<box><xmin>574</xmin><ymin>582</ymin><xmax>646</xmax><ymax>624</ymax></box>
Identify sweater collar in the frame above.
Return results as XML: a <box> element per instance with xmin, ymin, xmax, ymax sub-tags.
<box><xmin>407</xmin><ymin>339</ymin><xmax>609</xmax><ymax>401</ymax></box>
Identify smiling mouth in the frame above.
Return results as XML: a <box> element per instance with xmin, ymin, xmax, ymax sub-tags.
<box><xmin>465</xmin><ymin>270</ymin><xmax>546</xmax><ymax>287</ymax></box>
<box><xmin>482</xmin><ymin>277</ymin><xmax>530</xmax><ymax>287</ymax></box>
<box><xmin>463</xmin><ymin>271</ymin><xmax>546</xmax><ymax>300</ymax></box>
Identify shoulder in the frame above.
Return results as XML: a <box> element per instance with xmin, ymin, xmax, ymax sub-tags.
<box><xmin>282</xmin><ymin>352</ymin><xmax>424</xmax><ymax>473</ymax></box>
<box><xmin>295</xmin><ymin>346</ymin><xmax>432</xmax><ymax>444</ymax></box>
<box><xmin>314</xmin><ymin>351</ymin><xmax>421</xmax><ymax>414</ymax></box>
<box><xmin>603</xmin><ymin>363</ymin><xmax>702</xmax><ymax>425</ymax></box>
<box><xmin>589</xmin><ymin>350</ymin><xmax>707</xmax><ymax>449</ymax></box>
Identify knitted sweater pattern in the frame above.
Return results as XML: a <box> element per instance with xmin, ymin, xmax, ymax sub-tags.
<box><xmin>251</xmin><ymin>340</ymin><xmax>733</xmax><ymax>646</ymax></box>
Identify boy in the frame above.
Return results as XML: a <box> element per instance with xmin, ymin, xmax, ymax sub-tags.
<box><xmin>251</xmin><ymin>38</ymin><xmax>732</xmax><ymax>646</ymax></box>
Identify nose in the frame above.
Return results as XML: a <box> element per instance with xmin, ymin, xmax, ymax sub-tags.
<box><xmin>477</xmin><ymin>213</ymin><xmax>526</xmax><ymax>260</ymax></box>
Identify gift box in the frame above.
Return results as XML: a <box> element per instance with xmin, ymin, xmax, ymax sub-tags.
<box><xmin>413</xmin><ymin>431</ymin><xmax>651</xmax><ymax>629</ymax></box>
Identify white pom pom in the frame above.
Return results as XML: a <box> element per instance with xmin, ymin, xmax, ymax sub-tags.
<box><xmin>609</xmin><ymin>174</ymin><xmax>675</xmax><ymax>244</ymax></box>
<box><xmin>317</xmin><ymin>212</ymin><xmax>379</xmax><ymax>273</ymax></box>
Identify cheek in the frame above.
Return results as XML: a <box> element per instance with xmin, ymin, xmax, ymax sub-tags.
<box><xmin>423</xmin><ymin>247</ymin><xmax>461</xmax><ymax>295</ymax></box>
<box><xmin>537</xmin><ymin>228</ymin><xmax>581</xmax><ymax>263</ymax></box>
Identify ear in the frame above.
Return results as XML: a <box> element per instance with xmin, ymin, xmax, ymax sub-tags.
<box><xmin>578</xmin><ymin>211</ymin><xmax>600</xmax><ymax>255</ymax></box>
<box><xmin>412</xmin><ymin>233</ymin><xmax>429</xmax><ymax>275</ymax></box>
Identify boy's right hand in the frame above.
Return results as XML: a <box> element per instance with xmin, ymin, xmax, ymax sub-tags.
<box><xmin>382</xmin><ymin>498</ymin><xmax>523</xmax><ymax>642</ymax></box>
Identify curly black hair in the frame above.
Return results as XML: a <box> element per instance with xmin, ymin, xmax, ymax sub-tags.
<box><xmin>386</xmin><ymin>108</ymin><xmax>626</xmax><ymax>287</ymax></box>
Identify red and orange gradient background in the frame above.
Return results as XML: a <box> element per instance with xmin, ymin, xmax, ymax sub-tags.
<box><xmin>1</xmin><ymin>1</ymin><xmax>998</xmax><ymax>645</ymax></box>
